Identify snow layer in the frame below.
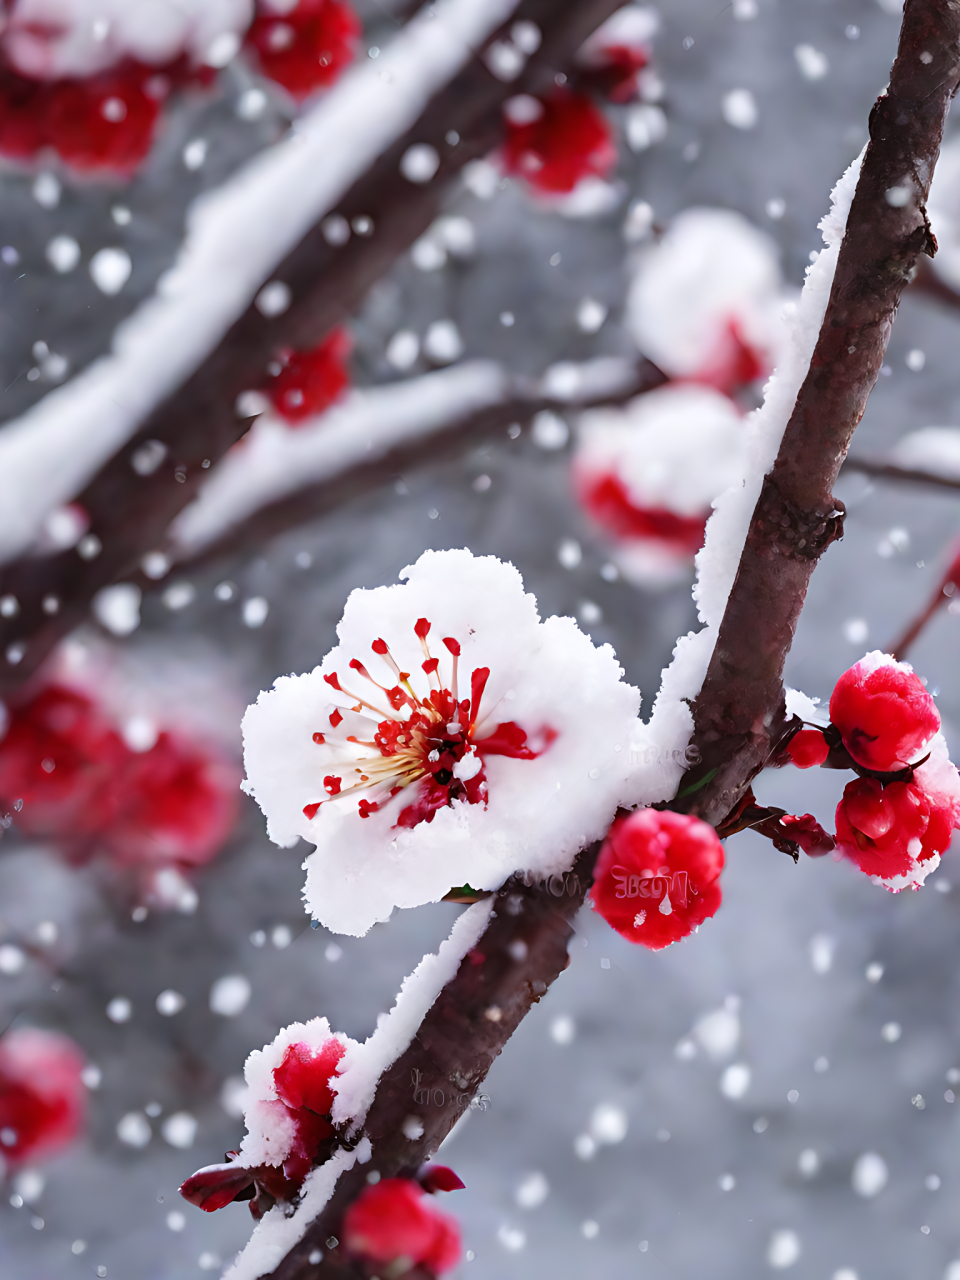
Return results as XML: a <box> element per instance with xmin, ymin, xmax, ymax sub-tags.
<box><xmin>171</xmin><ymin>363</ymin><xmax>511</xmax><ymax>555</ymax></box>
<box><xmin>634</xmin><ymin>150</ymin><xmax>866</xmax><ymax>804</ymax></box>
<box><xmin>625</xmin><ymin>208</ymin><xmax>791</xmax><ymax>382</ymax></box>
<box><xmin>242</xmin><ymin>549</ymin><xmax>642</xmax><ymax>935</ymax></box>
<box><xmin>238</xmin><ymin>1018</ymin><xmax>357</xmax><ymax>1168</ymax></box>
<box><xmin>331</xmin><ymin>897</ymin><xmax>494</xmax><ymax>1127</ymax></box>
<box><xmin>890</xmin><ymin>426</ymin><xmax>960</xmax><ymax>480</ymax></box>
<box><xmin>5</xmin><ymin>0</ymin><xmax>253</xmax><ymax>79</ymax></box>
<box><xmin>0</xmin><ymin>0</ymin><xmax>523</xmax><ymax>565</ymax></box>
<box><xmin>877</xmin><ymin>733</ymin><xmax>960</xmax><ymax>893</ymax></box>
<box><xmin>927</xmin><ymin>135</ymin><xmax>960</xmax><ymax>292</ymax></box>
<box><xmin>223</xmin><ymin>1138</ymin><xmax>371</xmax><ymax>1280</ymax></box>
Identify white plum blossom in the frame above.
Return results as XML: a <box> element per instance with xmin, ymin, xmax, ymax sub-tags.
<box><xmin>625</xmin><ymin>208</ymin><xmax>792</xmax><ymax>391</ymax></box>
<box><xmin>4</xmin><ymin>0</ymin><xmax>253</xmax><ymax>79</ymax></box>
<box><xmin>573</xmin><ymin>384</ymin><xmax>749</xmax><ymax>585</ymax></box>
<box><xmin>242</xmin><ymin>549</ymin><xmax>641</xmax><ymax>935</ymax></box>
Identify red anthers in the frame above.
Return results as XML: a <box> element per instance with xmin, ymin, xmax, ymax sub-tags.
<box><xmin>786</xmin><ymin>729</ymin><xmax>830</xmax><ymax>770</ymax></box>
<box><xmin>264</xmin><ymin>328</ymin><xmax>351</xmax><ymax>424</ymax></box>
<box><xmin>834</xmin><ymin>777</ymin><xmax>953</xmax><ymax>882</ymax></box>
<box><xmin>343</xmin><ymin>1176</ymin><xmax>462</xmax><ymax>1275</ymax></box>
<box><xmin>0</xmin><ymin>1028</ymin><xmax>86</xmax><ymax>1165</ymax></box>
<box><xmin>779</xmin><ymin>813</ymin><xmax>835</xmax><ymax>857</ymax></box>
<box><xmin>303</xmin><ymin>619</ymin><xmax>550</xmax><ymax>830</ymax></box>
<box><xmin>575</xmin><ymin>472</ymin><xmax>708</xmax><ymax>555</ymax></box>
<box><xmin>830</xmin><ymin>656</ymin><xmax>940</xmax><ymax>773</ymax></box>
<box><xmin>502</xmin><ymin>87</ymin><xmax>616</xmax><ymax>194</ymax></box>
<box><xmin>180</xmin><ymin>1036</ymin><xmax>345</xmax><ymax>1215</ymax></box>
<box><xmin>244</xmin><ymin>0</ymin><xmax>360</xmax><ymax>100</ymax></box>
<box><xmin>0</xmin><ymin>684</ymin><xmax>237</xmax><ymax>873</ymax></box>
<box><xmin>591</xmin><ymin>809</ymin><xmax>724</xmax><ymax>950</ymax></box>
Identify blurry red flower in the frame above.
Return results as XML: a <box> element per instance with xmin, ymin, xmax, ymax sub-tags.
<box><xmin>0</xmin><ymin>685</ymin><xmax>127</xmax><ymax>838</ymax></box>
<box><xmin>575</xmin><ymin>471</ymin><xmax>708</xmax><ymax>555</ymax></box>
<box><xmin>265</xmin><ymin>328</ymin><xmax>352</xmax><ymax>423</ymax></box>
<box><xmin>502</xmin><ymin>87</ymin><xmax>616</xmax><ymax>194</ymax></box>
<box><xmin>245</xmin><ymin>0</ymin><xmax>360</xmax><ymax>100</ymax></box>
<box><xmin>591</xmin><ymin>808</ymin><xmax>724</xmax><ymax>950</ymax></box>
<box><xmin>829</xmin><ymin>655</ymin><xmax>940</xmax><ymax>773</ymax></box>
<box><xmin>0</xmin><ymin>1028</ymin><xmax>86</xmax><ymax>1165</ymax></box>
<box><xmin>103</xmin><ymin>731</ymin><xmax>239</xmax><ymax>870</ymax></box>
<box><xmin>343</xmin><ymin>1177</ymin><xmax>462</xmax><ymax>1274</ymax></box>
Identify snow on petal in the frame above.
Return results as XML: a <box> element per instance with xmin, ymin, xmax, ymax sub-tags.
<box><xmin>242</xmin><ymin>549</ymin><xmax>641</xmax><ymax>935</ymax></box>
<box><xmin>625</xmin><ymin>208</ymin><xmax>792</xmax><ymax>392</ymax></box>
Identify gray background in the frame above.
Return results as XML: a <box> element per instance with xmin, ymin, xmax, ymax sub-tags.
<box><xmin>4</xmin><ymin>1</ymin><xmax>960</xmax><ymax>1278</ymax></box>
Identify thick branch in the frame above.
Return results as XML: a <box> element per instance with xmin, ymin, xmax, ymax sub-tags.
<box><xmin>0</xmin><ymin>0</ymin><xmax>623</xmax><ymax>693</ymax></box>
<box><xmin>265</xmin><ymin>849</ymin><xmax>597</xmax><ymax>1280</ymax></box>
<box><xmin>676</xmin><ymin>0</ymin><xmax>960</xmax><ymax>826</ymax></box>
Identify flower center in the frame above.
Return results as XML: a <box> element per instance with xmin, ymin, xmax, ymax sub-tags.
<box><xmin>302</xmin><ymin>618</ymin><xmax>547</xmax><ymax>830</ymax></box>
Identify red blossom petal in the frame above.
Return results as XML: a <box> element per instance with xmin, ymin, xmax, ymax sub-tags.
<box><xmin>273</xmin><ymin>1039</ymin><xmax>344</xmax><ymax>1115</ymax></box>
<box><xmin>0</xmin><ymin>1028</ymin><xmax>86</xmax><ymax>1166</ymax></box>
<box><xmin>574</xmin><ymin>471</ymin><xmax>708</xmax><ymax>553</ymax></box>
<box><xmin>343</xmin><ymin>1178</ymin><xmax>461</xmax><ymax>1273</ymax></box>
<box><xmin>244</xmin><ymin>0</ymin><xmax>360</xmax><ymax>101</ymax></box>
<box><xmin>475</xmin><ymin>720</ymin><xmax>538</xmax><ymax>759</ymax></box>
<box><xmin>502</xmin><ymin>87</ymin><xmax>616</xmax><ymax>194</ymax></box>
<box><xmin>419</xmin><ymin>1165</ymin><xmax>466</xmax><ymax>1194</ymax></box>
<box><xmin>179</xmin><ymin>1161</ymin><xmax>256</xmax><ymax>1213</ymax></box>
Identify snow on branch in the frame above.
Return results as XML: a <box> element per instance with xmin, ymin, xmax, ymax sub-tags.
<box><xmin>166</xmin><ymin>355</ymin><xmax>661</xmax><ymax>568</ymax></box>
<box><xmin>0</xmin><ymin>0</ymin><xmax>625</xmax><ymax>691</ymax></box>
<box><xmin>664</xmin><ymin>0</ymin><xmax>960</xmax><ymax>826</ymax></box>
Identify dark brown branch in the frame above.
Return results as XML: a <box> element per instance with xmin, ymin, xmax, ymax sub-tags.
<box><xmin>675</xmin><ymin>0</ymin><xmax>960</xmax><ymax>826</ymax></box>
<box><xmin>843</xmin><ymin>453</ymin><xmax>960</xmax><ymax>492</ymax></box>
<box><xmin>0</xmin><ymin>0</ymin><xmax>624</xmax><ymax>694</ymax></box>
<box><xmin>154</xmin><ymin>359</ymin><xmax>666</xmax><ymax>580</ymax></box>
<box><xmin>264</xmin><ymin>849</ymin><xmax>597</xmax><ymax>1280</ymax></box>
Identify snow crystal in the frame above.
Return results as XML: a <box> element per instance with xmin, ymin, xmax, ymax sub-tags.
<box><xmin>722</xmin><ymin>88</ymin><xmax>758</xmax><ymax>130</ymax></box>
<box><xmin>767</xmin><ymin>1229</ymin><xmax>801</xmax><ymax>1269</ymax></box>
<box><xmin>209</xmin><ymin>974</ymin><xmax>251</xmax><ymax>1016</ymax></box>
<box><xmin>851</xmin><ymin>1151</ymin><xmax>888</xmax><ymax>1198</ymax></box>
<box><xmin>0</xmin><ymin>0</ymin><xmax>523</xmax><ymax>564</ymax></box>
<box><xmin>720</xmin><ymin>1063</ymin><xmax>750</xmax><ymax>1099</ymax></box>
<box><xmin>242</xmin><ymin>550</ymin><xmax>641</xmax><ymax>935</ymax></box>
<box><xmin>89</xmin><ymin>248</ymin><xmax>132</xmax><ymax>296</ymax></box>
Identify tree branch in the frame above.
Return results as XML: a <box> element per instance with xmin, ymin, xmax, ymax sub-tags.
<box><xmin>0</xmin><ymin>0</ymin><xmax>623</xmax><ymax>694</ymax></box>
<box><xmin>843</xmin><ymin>452</ymin><xmax>960</xmax><ymax>492</ymax></box>
<box><xmin>675</xmin><ymin>0</ymin><xmax>960</xmax><ymax>826</ymax></box>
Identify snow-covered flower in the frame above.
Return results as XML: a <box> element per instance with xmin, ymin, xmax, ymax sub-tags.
<box><xmin>625</xmin><ymin>208</ymin><xmax>790</xmax><ymax>394</ymax></box>
<box><xmin>0</xmin><ymin>1028</ymin><xmax>87</xmax><ymax>1165</ymax></box>
<box><xmin>572</xmin><ymin>383</ymin><xmax>749</xmax><ymax>585</ymax></box>
<box><xmin>829</xmin><ymin>652</ymin><xmax>940</xmax><ymax>773</ymax></box>
<box><xmin>242</xmin><ymin>549</ymin><xmax>642</xmax><ymax>935</ymax></box>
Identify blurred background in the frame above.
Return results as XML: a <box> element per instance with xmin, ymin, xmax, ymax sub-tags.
<box><xmin>4</xmin><ymin>0</ymin><xmax>960</xmax><ymax>1277</ymax></box>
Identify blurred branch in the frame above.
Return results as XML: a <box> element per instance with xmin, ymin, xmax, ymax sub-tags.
<box><xmin>889</xmin><ymin>539</ymin><xmax>960</xmax><ymax>659</ymax></box>
<box><xmin>0</xmin><ymin>0</ymin><xmax>624</xmax><ymax>694</ymax></box>
<box><xmin>674</xmin><ymin>0</ymin><xmax>960</xmax><ymax>826</ymax></box>
<box><xmin>842</xmin><ymin>453</ymin><xmax>960</xmax><ymax>492</ymax></box>
<box><xmin>158</xmin><ymin>357</ymin><xmax>665</xmax><ymax>578</ymax></box>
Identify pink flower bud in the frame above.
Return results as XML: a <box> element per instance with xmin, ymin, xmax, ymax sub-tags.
<box><xmin>418</xmin><ymin>1164</ymin><xmax>466</xmax><ymax>1194</ymax></box>
<box><xmin>829</xmin><ymin>653</ymin><xmax>939</xmax><ymax>772</ymax></box>
<box><xmin>502</xmin><ymin>87</ymin><xmax>616</xmax><ymax>194</ymax></box>
<box><xmin>343</xmin><ymin>1177</ymin><xmax>462</xmax><ymax>1274</ymax></box>
<box><xmin>591</xmin><ymin>809</ymin><xmax>724</xmax><ymax>950</ymax></box>
<box><xmin>786</xmin><ymin>729</ymin><xmax>829</xmax><ymax>770</ymax></box>
<box><xmin>0</xmin><ymin>1028</ymin><xmax>86</xmax><ymax>1165</ymax></box>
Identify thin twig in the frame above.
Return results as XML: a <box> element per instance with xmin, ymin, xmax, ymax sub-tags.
<box><xmin>843</xmin><ymin>453</ymin><xmax>960</xmax><ymax>492</ymax></box>
<box><xmin>889</xmin><ymin>539</ymin><xmax>960</xmax><ymax>658</ymax></box>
